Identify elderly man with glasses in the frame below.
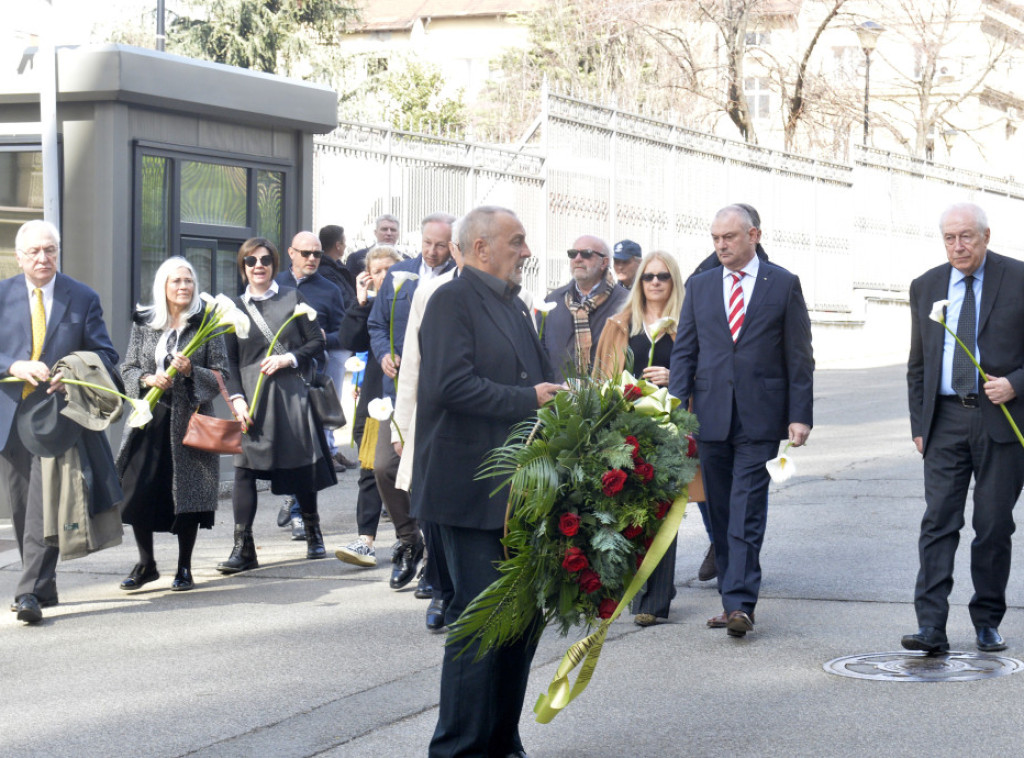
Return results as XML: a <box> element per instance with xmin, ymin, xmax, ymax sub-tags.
<box><xmin>538</xmin><ymin>234</ymin><xmax>629</xmax><ymax>382</ymax></box>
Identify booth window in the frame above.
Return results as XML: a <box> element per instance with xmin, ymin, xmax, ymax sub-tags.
<box><xmin>0</xmin><ymin>148</ymin><xmax>44</xmax><ymax>279</ymax></box>
<box><xmin>134</xmin><ymin>144</ymin><xmax>288</xmax><ymax>301</ymax></box>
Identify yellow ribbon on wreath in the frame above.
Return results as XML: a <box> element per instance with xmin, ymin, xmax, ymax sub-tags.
<box><xmin>533</xmin><ymin>491</ymin><xmax>688</xmax><ymax>723</ymax></box>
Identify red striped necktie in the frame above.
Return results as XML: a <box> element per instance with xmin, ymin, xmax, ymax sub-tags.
<box><xmin>728</xmin><ymin>271</ymin><xmax>745</xmax><ymax>342</ymax></box>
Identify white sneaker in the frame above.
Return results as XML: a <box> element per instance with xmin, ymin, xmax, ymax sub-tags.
<box><xmin>335</xmin><ymin>538</ymin><xmax>376</xmax><ymax>567</ymax></box>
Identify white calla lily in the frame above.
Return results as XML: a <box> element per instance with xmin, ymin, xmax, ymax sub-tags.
<box><xmin>534</xmin><ymin>301</ymin><xmax>557</xmax><ymax>314</ymax></box>
<box><xmin>226</xmin><ymin>309</ymin><xmax>251</xmax><ymax>339</ymax></box>
<box><xmin>127</xmin><ymin>398</ymin><xmax>154</xmax><ymax>428</ymax></box>
<box><xmin>650</xmin><ymin>316</ymin><xmax>675</xmax><ymax>340</ymax></box>
<box><xmin>345</xmin><ymin>356</ymin><xmax>367</xmax><ymax>373</ymax></box>
<box><xmin>294</xmin><ymin>302</ymin><xmax>318</xmax><ymax>321</ymax></box>
<box><xmin>766</xmin><ymin>449</ymin><xmax>796</xmax><ymax>483</ymax></box>
<box><xmin>391</xmin><ymin>271</ymin><xmax>419</xmax><ymax>292</ymax></box>
<box><xmin>368</xmin><ymin>396</ymin><xmax>395</xmax><ymax>422</ymax></box>
<box><xmin>929</xmin><ymin>300</ymin><xmax>950</xmax><ymax>324</ymax></box>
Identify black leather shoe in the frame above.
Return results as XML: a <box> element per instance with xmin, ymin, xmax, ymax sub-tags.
<box><xmin>901</xmin><ymin>626</ymin><xmax>950</xmax><ymax>654</ymax></box>
<box><xmin>390</xmin><ymin>539</ymin><xmax>425</xmax><ymax>590</ymax></box>
<box><xmin>976</xmin><ymin>626</ymin><xmax>1007</xmax><ymax>652</ymax></box>
<box><xmin>413</xmin><ymin>565</ymin><xmax>433</xmax><ymax>599</ymax></box>
<box><xmin>14</xmin><ymin>594</ymin><xmax>43</xmax><ymax>624</ymax></box>
<box><xmin>10</xmin><ymin>596</ymin><xmax>57</xmax><ymax>613</ymax></box>
<box><xmin>171</xmin><ymin>567</ymin><xmax>195</xmax><ymax>592</ymax></box>
<box><xmin>120</xmin><ymin>563</ymin><xmax>160</xmax><ymax>591</ymax></box>
<box><xmin>426</xmin><ymin>597</ymin><xmax>447</xmax><ymax>631</ymax></box>
<box><xmin>504</xmin><ymin>751</ymin><xmax>529</xmax><ymax>758</ymax></box>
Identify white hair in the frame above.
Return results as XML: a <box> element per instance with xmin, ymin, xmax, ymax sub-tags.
<box><xmin>15</xmin><ymin>219</ymin><xmax>61</xmax><ymax>252</ymax></box>
<box><xmin>939</xmin><ymin>203</ymin><xmax>989</xmax><ymax>234</ymax></box>
<box><xmin>139</xmin><ymin>256</ymin><xmax>203</xmax><ymax>329</ymax></box>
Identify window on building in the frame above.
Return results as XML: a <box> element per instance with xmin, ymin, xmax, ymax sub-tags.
<box><xmin>134</xmin><ymin>145</ymin><xmax>288</xmax><ymax>302</ymax></box>
<box><xmin>0</xmin><ymin>147</ymin><xmax>45</xmax><ymax>279</ymax></box>
<box><xmin>744</xmin><ymin>77</ymin><xmax>771</xmax><ymax>120</ymax></box>
<box><xmin>745</xmin><ymin>31</ymin><xmax>770</xmax><ymax>46</ymax></box>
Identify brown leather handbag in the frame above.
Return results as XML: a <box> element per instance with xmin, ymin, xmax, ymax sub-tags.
<box><xmin>181</xmin><ymin>371</ymin><xmax>243</xmax><ymax>455</ymax></box>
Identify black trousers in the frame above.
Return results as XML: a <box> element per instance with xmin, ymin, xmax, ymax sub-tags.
<box><xmin>0</xmin><ymin>423</ymin><xmax>59</xmax><ymax>602</ymax></box>
<box><xmin>430</xmin><ymin>524</ymin><xmax>536</xmax><ymax>758</ymax></box>
<box><xmin>915</xmin><ymin>398</ymin><xmax>1024</xmax><ymax>629</ymax></box>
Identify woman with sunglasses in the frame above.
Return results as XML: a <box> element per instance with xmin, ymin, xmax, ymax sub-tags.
<box><xmin>217</xmin><ymin>238</ymin><xmax>336</xmax><ymax>573</ymax></box>
<box><xmin>115</xmin><ymin>256</ymin><xmax>229</xmax><ymax>592</ymax></box>
<box><xmin>594</xmin><ymin>250</ymin><xmax>689</xmax><ymax>626</ymax></box>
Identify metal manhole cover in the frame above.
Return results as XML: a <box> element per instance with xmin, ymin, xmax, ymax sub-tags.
<box><xmin>824</xmin><ymin>651</ymin><xmax>1024</xmax><ymax>681</ymax></box>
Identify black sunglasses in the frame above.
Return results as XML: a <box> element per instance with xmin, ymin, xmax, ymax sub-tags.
<box><xmin>243</xmin><ymin>254</ymin><xmax>274</xmax><ymax>267</ymax></box>
<box><xmin>640</xmin><ymin>272</ymin><xmax>672</xmax><ymax>282</ymax></box>
<box><xmin>293</xmin><ymin>248</ymin><xmax>323</xmax><ymax>259</ymax></box>
<box><xmin>567</xmin><ymin>248</ymin><xmax>605</xmax><ymax>260</ymax></box>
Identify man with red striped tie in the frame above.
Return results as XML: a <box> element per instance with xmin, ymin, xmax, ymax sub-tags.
<box><xmin>669</xmin><ymin>204</ymin><xmax>814</xmax><ymax>639</ymax></box>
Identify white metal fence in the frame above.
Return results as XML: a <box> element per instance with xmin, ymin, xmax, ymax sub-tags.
<box><xmin>314</xmin><ymin>92</ymin><xmax>1024</xmax><ymax>366</ymax></box>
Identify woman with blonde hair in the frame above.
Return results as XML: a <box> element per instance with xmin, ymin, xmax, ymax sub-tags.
<box><xmin>594</xmin><ymin>250</ymin><xmax>696</xmax><ymax>626</ymax></box>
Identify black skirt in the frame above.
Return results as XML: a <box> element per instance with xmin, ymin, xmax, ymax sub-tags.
<box><xmin>120</xmin><ymin>402</ymin><xmax>215</xmax><ymax>533</ymax></box>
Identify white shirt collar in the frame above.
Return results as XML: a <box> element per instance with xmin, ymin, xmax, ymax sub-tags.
<box><xmin>243</xmin><ymin>280</ymin><xmax>280</xmax><ymax>303</ymax></box>
<box><xmin>721</xmin><ymin>255</ymin><xmax>760</xmax><ymax>281</ymax></box>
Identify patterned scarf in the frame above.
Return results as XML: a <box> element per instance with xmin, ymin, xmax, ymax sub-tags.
<box><xmin>565</xmin><ymin>278</ymin><xmax>613</xmax><ymax>375</ymax></box>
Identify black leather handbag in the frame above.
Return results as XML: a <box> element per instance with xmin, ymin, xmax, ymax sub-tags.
<box><xmin>309</xmin><ymin>371</ymin><xmax>345</xmax><ymax>430</ymax></box>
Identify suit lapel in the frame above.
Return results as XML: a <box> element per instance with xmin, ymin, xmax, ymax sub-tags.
<box><xmin>737</xmin><ymin>264</ymin><xmax>773</xmax><ymax>343</ymax></box>
<box><xmin>978</xmin><ymin>251</ymin><xmax>1000</xmax><ymax>335</ymax></box>
<box><xmin>925</xmin><ymin>265</ymin><xmax>950</xmax><ymax>361</ymax></box>
<box><xmin>467</xmin><ymin>271</ymin><xmax>537</xmax><ymax>368</ymax></box>
<box><xmin>45</xmin><ymin>273</ymin><xmax>70</xmax><ymax>352</ymax></box>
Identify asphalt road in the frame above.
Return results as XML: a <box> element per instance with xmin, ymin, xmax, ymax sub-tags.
<box><xmin>3</xmin><ymin>363</ymin><xmax>1024</xmax><ymax>757</ymax></box>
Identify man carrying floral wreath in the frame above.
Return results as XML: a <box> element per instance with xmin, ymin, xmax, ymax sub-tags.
<box><xmin>412</xmin><ymin>205</ymin><xmax>561</xmax><ymax>757</ymax></box>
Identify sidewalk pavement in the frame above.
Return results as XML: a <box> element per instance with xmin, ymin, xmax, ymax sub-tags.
<box><xmin>3</xmin><ymin>364</ymin><xmax>1024</xmax><ymax>757</ymax></box>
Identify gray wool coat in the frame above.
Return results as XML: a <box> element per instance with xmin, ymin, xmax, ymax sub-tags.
<box><xmin>115</xmin><ymin>312</ymin><xmax>229</xmax><ymax>515</ymax></box>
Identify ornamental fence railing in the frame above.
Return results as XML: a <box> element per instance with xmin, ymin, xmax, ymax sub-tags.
<box><xmin>313</xmin><ymin>92</ymin><xmax>1024</xmax><ymax>365</ymax></box>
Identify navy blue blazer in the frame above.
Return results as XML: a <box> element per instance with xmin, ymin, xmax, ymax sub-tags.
<box><xmin>367</xmin><ymin>254</ymin><xmax>455</xmax><ymax>400</ymax></box>
<box><xmin>908</xmin><ymin>251</ymin><xmax>1024</xmax><ymax>453</ymax></box>
<box><xmin>669</xmin><ymin>261</ymin><xmax>814</xmax><ymax>442</ymax></box>
<box><xmin>0</xmin><ymin>272</ymin><xmax>119</xmax><ymax>452</ymax></box>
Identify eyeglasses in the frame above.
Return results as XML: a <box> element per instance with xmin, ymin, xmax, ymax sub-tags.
<box><xmin>292</xmin><ymin>248</ymin><xmax>323</xmax><ymax>259</ymax></box>
<box><xmin>640</xmin><ymin>272</ymin><xmax>672</xmax><ymax>283</ymax></box>
<box><xmin>20</xmin><ymin>245</ymin><xmax>58</xmax><ymax>259</ymax></box>
<box><xmin>567</xmin><ymin>249</ymin><xmax>605</xmax><ymax>260</ymax></box>
<box><xmin>243</xmin><ymin>254</ymin><xmax>274</xmax><ymax>267</ymax></box>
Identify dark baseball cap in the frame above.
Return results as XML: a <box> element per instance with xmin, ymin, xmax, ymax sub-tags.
<box><xmin>613</xmin><ymin>239</ymin><xmax>642</xmax><ymax>261</ymax></box>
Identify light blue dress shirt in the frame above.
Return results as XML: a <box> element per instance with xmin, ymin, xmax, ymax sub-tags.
<box><xmin>940</xmin><ymin>259</ymin><xmax>985</xmax><ymax>396</ymax></box>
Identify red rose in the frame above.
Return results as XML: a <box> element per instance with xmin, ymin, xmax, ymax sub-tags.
<box><xmin>635</xmin><ymin>553</ymin><xmax>646</xmax><ymax>569</ymax></box>
<box><xmin>623</xmin><ymin>524</ymin><xmax>643</xmax><ymax>539</ymax></box>
<box><xmin>578</xmin><ymin>568</ymin><xmax>602</xmax><ymax>594</ymax></box>
<box><xmin>624</xmin><ymin>435</ymin><xmax>641</xmax><ymax>460</ymax></box>
<box><xmin>635</xmin><ymin>462</ymin><xmax>655</xmax><ymax>483</ymax></box>
<box><xmin>686</xmin><ymin>434</ymin><xmax>698</xmax><ymax>458</ymax></box>
<box><xmin>643</xmin><ymin>536</ymin><xmax>655</xmax><ymax>550</ymax></box>
<box><xmin>655</xmin><ymin>500</ymin><xmax>672</xmax><ymax>519</ymax></box>
<box><xmin>558</xmin><ymin>512</ymin><xmax>581</xmax><ymax>537</ymax></box>
<box><xmin>602</xmin><ymin>469</ymin><xmax>628</xmax><ymax>496</ymax></box>
<box><xmin>562</xmin><ymin>546</ymin><xmax>589</xmax><ymax>573</ymax></box>
<box><xmin>623</xmin><ymin>384</ymin><xmax>642</xmax><ymax>401</ymax></box>
<box><xmin>598</xmin><ymin>598</ymin><xmax>617</xmax><ymax>619</ymax></box>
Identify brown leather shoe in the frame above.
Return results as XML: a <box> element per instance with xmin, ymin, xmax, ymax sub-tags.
<box><xmin>726</xmin><ymin>610</ymin><xmax>754</xmax><ymax>637</ymax></box>
<box><xmin>698</xmin><ymin>544</ymin><xmax>717</xmax><ymax>581</ymax></box>
<box><xmin>707</xmin><ymin>611</ymin><xmax>728</xmax><ymax>628</ymax></box>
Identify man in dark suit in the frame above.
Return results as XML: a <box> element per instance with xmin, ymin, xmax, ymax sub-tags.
<box><xmin>903</xmin><ymin>202</ymin><xmax>1024</xmax><ymax>655</ymax></box>
<box><xmin>368</xmin><ymin>212</ymin><xmax>456</xmax><ymax>589</ymax></box>
<box><xmin>669</xmin><ymin>204</ymin><xmax>813</xmax><ymax>639</ymax></box>
<box><xmin>346</xmin><ymin>213</ymin><xmax>401</xmax><ymax>276</ymax></box>
<box><xmin>0</xmin><ymin>220</ymin><xmax>119</xmax><ymax>624</ymax></box>
<box><xmin>412</xmin><ymin>206</ymin><xmax>560</xmax><ymax>757</ymax></box>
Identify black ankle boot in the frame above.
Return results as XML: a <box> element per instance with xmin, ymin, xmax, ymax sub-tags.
<box><xmin>302</xmin><ymin>512</ymin><xmax>326</xmax><ymax>559</ymax></box>
<box><xmin>217</xmin><ymin>526</ymin><xmax>259</xmax><ymax>574</ymax></box>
